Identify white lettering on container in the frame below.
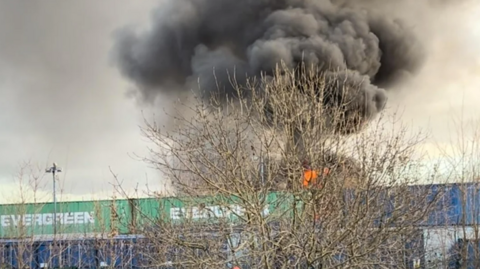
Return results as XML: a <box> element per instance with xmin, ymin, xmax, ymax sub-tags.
<box><xmin>0</xmin><ymin>212</ymin><xmax>95</xmax><ymax>227</ymax></box>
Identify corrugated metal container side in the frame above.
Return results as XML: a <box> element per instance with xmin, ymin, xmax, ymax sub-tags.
<box><xmin>266</xmin><ymin>192</ymin><xmax>297</xmax><ymax>219</ymax></box>
<box><xmin>463</xmin><ymin>184</ymin><xmax>480</xmax><ymax>226</ymax></box>
<box><xmin>0</xmin><ymin>199</ymin><xmax>137</xmax><ymax>238</ymax></box>
<box><xmin>135</xmin><ymin>192</ymin><xmax>295</xmax><ymax>227</ymax></box>
<box><xmin>419</xmin><ymin>183</ymin><xmax>453</xmax><ymax>226</ymax></box>
<box><xmin>133</xmin><ymin>198</ymin><xmax>160</xmax><ymax>230</ymax></box>
<box><xmin>0</xmin><ymin>237</ymin><xmax>143</xmax><ymax>268</ymax></box>
<box><xmin>110</xmin><ymin>199</ymin><xmax>134</xmax><ymax>235</ymax></box>
<box><xmin>422</xmin><ymin>183</ymin><xmax>480</xmax><ymax>227</ymax></box>
<box><xmin>2</xmin><ymin>182</ymin><xmax>480</xmax><ymax>239</ymax></box>
<box><xmin>407</xmin><ymin>183</ymin><xmax>480</xmax><ymax>227</ymax></box>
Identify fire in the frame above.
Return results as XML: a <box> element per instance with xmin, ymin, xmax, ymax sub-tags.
<box><xmin>303</xmin><ymin>166</ymin><xmax>330</xmax><ymax>188</ymax></box>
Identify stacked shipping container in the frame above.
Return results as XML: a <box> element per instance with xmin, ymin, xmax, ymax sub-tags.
<box><xmin>0</xmin><ymin>182</ymin><xmax>479</xmax><ymax>268</ymax></box>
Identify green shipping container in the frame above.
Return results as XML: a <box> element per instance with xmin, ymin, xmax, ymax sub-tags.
<box><xmin>0</xmin><ymin>192</ymin><xmax>298</xmax><ymax>239</ymax></box>
<box><xmin>0</xmin><ymin>199</ymin><xmax>127</xmax><ymax>239</ymax></box>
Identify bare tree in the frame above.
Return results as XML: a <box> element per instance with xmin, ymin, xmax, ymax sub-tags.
<box><xmin>0</xmin><ymin>162</ymin><xmax>125</xmax><ymax>268</ymax></box>
<box><xmin>132</xmin><ymin>64</ymin><xmax>443</xmax><ymax>268</ymax></box>
<box><xmin>0</xmin><ymin>162</ymin><xmax>71</xmax><ymax>268</ymax></box>
<box><xmin>424</xmin><ymin>115</ymin><xmax>480</xmax><ymax>269</ymax></box>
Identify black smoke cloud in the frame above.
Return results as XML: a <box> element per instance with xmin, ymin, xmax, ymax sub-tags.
<box><xmin>113</xmin><ymin>0</ymin><xmax>424</xmax><ymax>132</ymax></box>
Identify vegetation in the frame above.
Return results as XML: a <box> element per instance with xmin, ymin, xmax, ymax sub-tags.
<box><xmin>129</xmin><ymin>64</ymin><xmax>441</xmax><ymax>268</ymax></box>
<box><xmin>7</xmin><ymin>65</ymin><xmax>480</xmax><ymax>268</ymax></box>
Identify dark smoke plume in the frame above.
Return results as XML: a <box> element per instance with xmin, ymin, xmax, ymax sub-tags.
<box><xmin>113</xmin><ymin>0</ymin><xmax>424</xmax><ymax>133</ymax></box>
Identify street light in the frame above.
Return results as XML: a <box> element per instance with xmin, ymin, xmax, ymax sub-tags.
<box><xmin>252</xmin><ymin>156</ymin><xmax>265</xmax><ymax>188</ymax></box>
<box><xmin>46</xmin><ymin>162</ymin><xmax>62</xmax><ymax>236</ymax></box>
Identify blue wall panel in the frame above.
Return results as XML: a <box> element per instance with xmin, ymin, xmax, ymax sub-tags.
<box><xmin>407</xmin><ymin>183</ymin><xmax>480</xmax><ymax>227</ymax></box>
<box><xmin>464</xmin><ymin>184</ymin><xmax>480</xmax><ymax>225</ymax></box>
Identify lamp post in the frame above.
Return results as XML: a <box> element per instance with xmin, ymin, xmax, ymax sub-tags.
<box><xmin>46</xmin><ymin>162</ymin><xmax>62</xmax><ymax>236</ymax></box>
<box><xmin>252</xmin><ymin>156</ymin><xmax>265</xmax><ymax>188</ymax></box>
<box><xmin>259</xmin><ymin>156</ymin><xmax>265</xmax><ymax>187</ymax></box>
<box><xmin>259</xmin><ymin>146</ymin><xmax>265</xmax><ymax>187</ymax></box>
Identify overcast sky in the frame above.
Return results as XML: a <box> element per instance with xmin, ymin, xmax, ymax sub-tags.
<box><xmin>0</xmin><ymin>1</ymin><xmax>479</xmax><ymax>203</ymax></box>
<box><xmin>0</xmin><ymin>0</ymin><xmax>165</xmax><ymax>203</ymax></box>
<box><xmin>385</xmin><ymin>1</ymin><xmax>480</xmax><ymax>157</ymax></box>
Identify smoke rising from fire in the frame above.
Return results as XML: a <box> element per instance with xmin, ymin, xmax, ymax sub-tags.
<box><xmin>113</xmin><ymin>0</ymin><xmax>425</xmax><ymax>133</ymax></box>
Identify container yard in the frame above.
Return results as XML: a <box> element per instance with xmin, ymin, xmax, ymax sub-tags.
<box><xmin>0</xmin><ymin>183</ymin><xmax>479</xmax><ymax>268</ymax></box>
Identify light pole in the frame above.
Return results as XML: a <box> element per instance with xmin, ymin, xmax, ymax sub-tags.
<box><xmin>259</xmin><ymin>146</ymin><xmax>265</xmax><ymax>187</ymax></box>
<box><xmin>46</xmin><ymin>162</ymin><xmax>62</xmax><ymax>236</ymax></box>
<box><xmin>252</xmin><ymin>156</ymin><xmax>265</xmax><ymax>188</ymax></box>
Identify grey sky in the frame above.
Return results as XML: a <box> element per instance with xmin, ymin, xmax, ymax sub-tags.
<box><xmin>387</xmin><ymin>1</ymin><xmax>480</xmax><ymax>142</ymax></box>
<box><xmin>0</xmin><ymin>0</ymin><xmax>479</xmax><ymax>203</ymax></box>
<box><xmin>0</xmin><ymin>0</ymin><xmax>165</xmax><ymax>202</ymax></box>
